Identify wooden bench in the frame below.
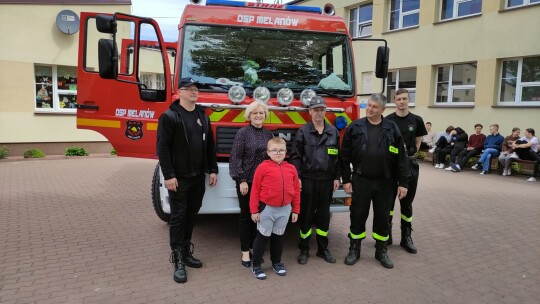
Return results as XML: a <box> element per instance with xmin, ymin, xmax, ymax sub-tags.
<box><xmin>490</xmin><ymin>157</ymin><xmax>539</xmax><ymax>175</ymax></box>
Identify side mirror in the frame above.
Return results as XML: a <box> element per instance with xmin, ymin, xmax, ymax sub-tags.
<box><xmin>375</xmin><ymin>46</ymin><xmax>389</xmax><ymax>79</ymax></box>
<box><xmin>98</xmin><ymin>39</ymin><xmax>118</xmax><ymax>79</ymax></box>
<box><xmin>96</xmin><ymin>14</ymin><xmax>116</xmax><ymax>34</ymax></box>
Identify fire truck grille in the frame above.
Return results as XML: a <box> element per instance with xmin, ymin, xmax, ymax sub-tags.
<box><xmin>215</xmin><ymin>126</ymin><xmax>299</xmax><ymax>155</ymax></box>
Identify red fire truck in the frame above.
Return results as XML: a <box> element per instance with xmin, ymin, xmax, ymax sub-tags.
<box><xmin>76</xmin><ymin>0</ymin><xmax>388</xmax><ymax>222</ymax></box>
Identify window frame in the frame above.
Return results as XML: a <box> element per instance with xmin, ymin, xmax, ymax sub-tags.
<box><xmin>389</xmin><ymin>0</ymin><xmax>420</xmax><ymax>31</ymax></box>
<box><xmin>349</xmin><ymin>3</ymin><xmax>373</xmax><ymax>38</ymax></box>
<box><xmin>435</xmin><ymin>62</ymin><xmax>477</xmax><ymax>105</ymax></box>
<box><xmin>386</xmin><ymin>68</ymin><xmax>417</xmax><ymax>106</ymax></box>
<box><xmin>34</xmin><ymin>64</ymin><xmax>77</xmax><ymax>114</ymax></box>
<box><xmin>506</xmin><ymin>0</ymin><xmax>540</xmax><ymax>9</ymax></box>
<box><xmin>440</xmin><ymin>0</ymin><xmax>482</xmax><ymax>21</ymax></box>
<box><xmin>498</xmin><ymin>57</ymin><xmax>540</xmax><ymax>106</ymax></box>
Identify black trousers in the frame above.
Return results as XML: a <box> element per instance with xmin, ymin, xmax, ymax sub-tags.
<box><xmin>391</xmin><ymin>159</ymin><xmax>418</xmax><ymax>226</ymax></box>
<box><xmin>449</xmin><ymin>147</ymin><xmax>465</xmax><ymax>163</ymax></box>
<box><xmin>349</xmin><ymin>174</ymin><xmax>394</xmax><ymax>241</ymax></box>
<box><xmin>528</xmin><ymin>150</ymin><xmax>540</xmax><ymax>178</ymax></box>
<box><xmin>169</xmin><ymin>174</ymin><xmax>205</xmax><ymax>250</ymax></box>
<box><xmin>236</xmin><ymin>182</ymin><xmax>257</xmax><ymax>252</ymax></box>
<box><xmin>435</xmin><ymin>146</ymin><xmax>453</xmax><ymax>164</ymax></box>
<box><xmin>298</xmin><ymin>177</ymin><xmax>333</xmax><ymax>252</ymax></box>
<box><xmin>456</xmin><ymin>147</ymin><xmax>482</xmax><ymax>167</ymax></box>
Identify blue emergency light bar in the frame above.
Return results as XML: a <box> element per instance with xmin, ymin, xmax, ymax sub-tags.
<box><xmin>205</xmin><ymin>0</ymin><xmax>322</xmax><ymax>14</ymax></box>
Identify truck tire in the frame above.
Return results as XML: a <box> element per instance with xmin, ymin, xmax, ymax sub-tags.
<box><xmin>152</xmin><ymin>162</ymin><xmax>171</xmax><ymax>223</ymax></box>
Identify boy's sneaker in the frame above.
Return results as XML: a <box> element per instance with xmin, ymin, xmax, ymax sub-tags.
<box><xmin>271</xmin><ymin>263</ymin><xmax>287</xmax><ymax>276</ymax></box>
<box><xmin>252</xmin><ymin>266</ymin><xmax>266</xmax><ymax>280</ymax></box>
<box><xmin>428</xmin><ymin>147</ymin><xmax>436</xmax><ymax>154</ymax></box>
<box><xmin>450</xmin><ymin>162</ymin><xmax>461</xmax><ymax>172</ymax></box>
<box><xmin>480</xmin><ymin>171</ymin><xmax>487</xmax><ymax>175</ymax></box>
<box><xmin>445</xmin><ymin>166</ymin><xmax>453</xmax><ymax>171</ymax></box>
<box><xmin>527</xmin><ymin>177</ymin><xmax>537</xmax><ymax>182</ymax></box>
<box><xmin>471</xmin><ymin>164</ymin><xmax>480</xmax><ymax>170</ymax></box>
<box><xmin>502</xmin><ymin>169</ymin><xmax>508</xmax><ymax>176</ymax></box>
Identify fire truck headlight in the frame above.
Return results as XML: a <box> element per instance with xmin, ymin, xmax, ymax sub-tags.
<box><xmin>335</xmin><ymin>116</ymin><xmax>348</xmax><ymax>130</ymax></box>
<box><xmin>228</xmin><ymin>85</ymin><xmax>246</xmax><ymax>104</ymax></box>
<box><xmin>277</xmin><ymin>88</ymin><xmax>294</xmax><ymax>106</ymax></box>
<box><xmin>300</xmin><ymin>89</ymin><xmax>316</xmax><ymax>107</ymax></box>
<box><xmin>253</xmin><ymin>87</ymin><xmax>271</xmax><ymax>104</ymax></box>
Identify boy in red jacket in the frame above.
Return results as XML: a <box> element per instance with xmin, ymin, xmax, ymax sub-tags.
<box><xmin>250</xmin><ymin>137</ymin><xmax>300</xmax><ymax>280</ymax></box>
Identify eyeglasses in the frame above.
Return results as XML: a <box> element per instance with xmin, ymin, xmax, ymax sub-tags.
<box><xmin>180</xmin><ymin>87</ymin><xmax>199</xmax><ymax>92</ymax></box>
<box><xmin>268</xmin><ymin>149</ymin><xmax>287</xmax><ymax>155</ymax></box>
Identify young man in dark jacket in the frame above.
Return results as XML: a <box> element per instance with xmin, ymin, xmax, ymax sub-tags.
<box><xmin>290</xmin><ymin>96</ymin><xmax>341</xmax><ymax>265</ymax></box>
<box><xmin>386</xmin><ymin>89</ymin><xmax>427</xmax><ymax>254</ymax></box>
<box><xmin>341</xmin><ymin>93</ymin><xmax>410</xmax><ymax>269</ymax></box>
<box><xmin>156</xmin><ymin>78</ymin><xmax>218</xmax><ymax>283</ymax></box>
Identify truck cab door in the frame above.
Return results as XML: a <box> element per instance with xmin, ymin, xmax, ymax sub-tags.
<box><xmin>77</xmin><ymin>12</ymin><xmax>174</xmax><ymax>158</ymax></box>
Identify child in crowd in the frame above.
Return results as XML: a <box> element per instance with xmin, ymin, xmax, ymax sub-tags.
<box><xmin>250</xmin><ymin>137</ymin><xmax>300</xmax><ymax>280</ymax></box>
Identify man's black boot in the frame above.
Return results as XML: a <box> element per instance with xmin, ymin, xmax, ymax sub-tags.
<box><xmin>184</xmin><ymin>242</ymin><xmax>203</xmax><ymax>268</ymax></box>
<box><xmin>316</xmin><ymin>249</ymin><xmax>336</xmax><ymax>264</ymax></box>
<box><xmin>388</xmin><ymin>222</ymin><xmax>393</xmax><ymax>245</ymax></box>
<box><xmin>344</xmin><ymin>239</ymin><xmax>361</xmax><ymax>265</ymax></box>
<box><xmin>400</xmin><ymin>225</ymin><xmax>418</xmax><ymax>254</ymax></box>
<box><xmin>297</xmin><ymin>250</ymin><xmax>309</xmax><ymax>265</ymax></box>
<box><xmin>170</xmin><ymin>248</ymin><xmax>187</xmax><ymax>283</ymax></box>
<box><xmin>375</xmin><ymin>241</ymin><xmax>394</xmax><ymax>269</ymax></box>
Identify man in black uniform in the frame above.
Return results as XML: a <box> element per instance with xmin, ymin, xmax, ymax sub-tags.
<box><xmin>341</xmin><ymin>93</ymin><xmax>410</xmax><ymax>268</ymax></box>
<box><xmin>290</xmin><ymin>96</ymin><xmax>341</xmax><ymax>265</ymax></box>
<box><xmin>157</xmin><ymin>78</ymin><xmax>218</xmax><ymax>283</ymax></box>
<box><xmin>385</xmin><ymin>88</ymin><xmax>427</xmax><ymax>254</ymax></box>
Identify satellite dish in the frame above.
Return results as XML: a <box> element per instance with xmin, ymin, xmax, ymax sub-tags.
<box><xmin>56</xmin><ymin>10</ymin><xmax>80</xmax><ymax>35</ymax></box>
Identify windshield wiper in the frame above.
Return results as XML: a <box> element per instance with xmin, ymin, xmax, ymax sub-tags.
<box><xmin>313</xmin><ymin>88</ymin><xmax>346</xmax><ymax>101</ymax></box>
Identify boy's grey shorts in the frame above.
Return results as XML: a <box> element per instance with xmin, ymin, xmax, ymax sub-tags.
<box><xmin>257</xmin><ymin>203</ymin><xmax>292</xmax><ymax>237</ymax></box>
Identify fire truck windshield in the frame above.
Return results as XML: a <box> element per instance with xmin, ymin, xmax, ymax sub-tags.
<box><xmin>180</xmin><ymin>25</ymin><xmax>354</xmax><ymax>96</ymax></box>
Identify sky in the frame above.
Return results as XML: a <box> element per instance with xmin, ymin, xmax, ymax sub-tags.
<box><xmin>131</xmin><ymin>0</ymin><xmax>289</xmax><ymax>42</ymax></box>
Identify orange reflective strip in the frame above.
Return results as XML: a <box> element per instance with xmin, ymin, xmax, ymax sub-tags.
<box><xmin>146</xmin><ymin>123</ymin><xmax>158</xmax><ymax>131</ymax></box>
<box><xmin>77</xmin><ymin>118</ymin><xmax>120</xmax><ymax>128</ymax></box>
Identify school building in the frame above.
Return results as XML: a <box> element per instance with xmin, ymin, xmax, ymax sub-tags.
<box><xmin>1</xmin><ymin>0</ymin><xmax>539</xmax><ymax>157</ymax></box>
<box><xmin>0</xmin><ymin>1</ymin><xmax>130</xmax><ymax>156</ymax></box>
<box><xmin>291</xmin><ymin>0</ymin><xmax>540</xmax><ymax>135</ymax></box>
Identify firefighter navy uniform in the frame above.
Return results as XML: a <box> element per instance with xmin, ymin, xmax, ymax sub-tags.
<box><xmin>290</xmin><ymin>98</ymin><xmax>341</xmax><ymax>265</ymax></box>
<box><xmin>341</xmin><ymin>113</ymin><xmax>410</xmax><ymax>268</ymax></box>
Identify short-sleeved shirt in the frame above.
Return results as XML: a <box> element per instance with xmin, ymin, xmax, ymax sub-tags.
<box><xmin>519</xmin><ymin>136</ymin><xmax>539</xmax><ymax>153</ymax></box>
<box><xmin>386</xmin><ymin>112</ymin><xmax>428</xmax><ymax>156</ymax></box>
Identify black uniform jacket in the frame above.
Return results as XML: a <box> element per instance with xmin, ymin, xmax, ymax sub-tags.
<box><xmin>156</xmin><ymin>100</ymin><xmax>218</xmax><ymax>180</ymax></box>
<box><xmin>341</xmin><ymin>117</ymin><xmax>410</xmax><ymax>188</ymax></box>
<box><xmin>289</xmin><ymin>121</ymin><xmax>341</xmax><ymax>181</ymax></box>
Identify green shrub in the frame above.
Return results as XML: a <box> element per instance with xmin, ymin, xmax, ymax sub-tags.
<box><xmin>0</xmin><ymin>146</ymin><xmax>9</xmax><ymax>159</ymax></box>
<box><xmin>110</xmin><ymin>147</ymin><xmax>117</xmax><ymax>155</ymax></box>
<box><xmin>511</xmin><ymin>162</ymin><xmax>522</xmax><ymax>173</ymax></box>
<box><xmin>415</xmin><ymin>151</ymin><xmax>426</xmax><ymax>160</ymax></box>
<box><xmin>23</xmin><ymin>148</ymin><xmax>45</xmax><ymax>158</ymax></box>
<box><xmin>64</xmin><ymin>147</ymin><xmax>89</xmax><ymax>157</ymax></box>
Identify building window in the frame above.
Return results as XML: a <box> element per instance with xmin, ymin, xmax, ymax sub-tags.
<box><xmin>387</xmin><ymin>68</ymin><xmax>417</xmax><ymax>104</ymax></box>
<box><xmin>436</xmin><ymin>63</ymin><xmax>477</xmax><ymax>104</ymax></box>
<box><xmin>389</xmin><ymin>0</ymin><xmax>420</xmax><ymax>30</ymax></box>
<box><xmin>35</xmin><ymin>65</ymin><xmax>77</xmax><ymax>112</ymax></box>
<box><xmin>441</xmin><ymin>0</ymin><xmax>482</xmax><ymax>20</ymax></box>
<box><xmin>349</xmin><ymin>3</ymin><xmax>373</xmax><ymax>38</ymax></box>
<box><xmin>507</xmin><ymin>0</ymin><xmax>540</xmax><ymax>8</ymax></box>
<box><xmin>500</xmin><ymin>56</ymin><xmax>540</xmax><ymax>105</ymax></box>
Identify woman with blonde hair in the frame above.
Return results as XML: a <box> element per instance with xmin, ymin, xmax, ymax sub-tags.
<box><xmin>229</xmin><ymin>101</ymin><xmax>273</xmax><ymax>267</ymax></box>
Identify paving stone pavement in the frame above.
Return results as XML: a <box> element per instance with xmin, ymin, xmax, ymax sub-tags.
<box><xmin>1</xmin><ymin>157</ymin><xmax>539</xmax><ymax>304</ymax></box>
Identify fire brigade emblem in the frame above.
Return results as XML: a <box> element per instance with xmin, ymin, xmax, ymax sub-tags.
<box><xmin>125</xmin><ymin>120</ymin><xmax>143</xmax><ymax>140</ymax></box>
